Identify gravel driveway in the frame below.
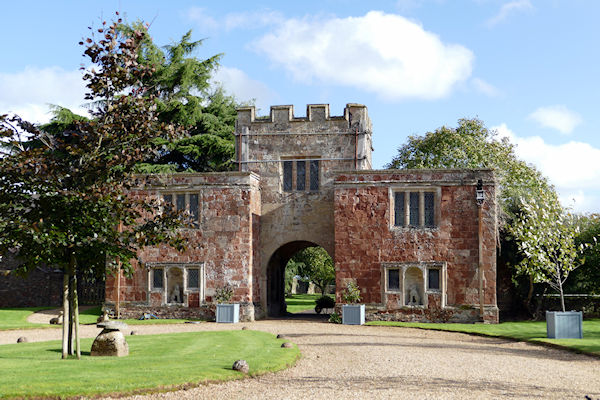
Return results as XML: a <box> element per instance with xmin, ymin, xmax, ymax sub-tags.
<box><xmin>3</xmin><ymin>313</ymin><xmax>600</xmax><ymax>399</ymax></box>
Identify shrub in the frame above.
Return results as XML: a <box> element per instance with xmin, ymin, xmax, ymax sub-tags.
<box><xmin>328</xmin><ymin>312</ymin><xmax>341</xmax><ymax>324</ymax></box>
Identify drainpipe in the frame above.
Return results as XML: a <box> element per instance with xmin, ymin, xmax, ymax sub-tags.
<box><xmin>476</xmin><ymin>180</ymin><xmax>485</xmax><ymax>320</ymax></box>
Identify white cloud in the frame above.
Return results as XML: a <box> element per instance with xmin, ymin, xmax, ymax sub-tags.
<box><xmin>487</xmin><ymin>0</ymin><xmax>533</xmax><ymax>27</ymax></box>
<box><xmin>493</xmin><ymin>123</ymin><xmax>600</xmax><ymax>212</ymax></box>
<box><xmin>472</xmin><ymin>77</ymin><xmax>499</xmax><ymax>97</ymax></box>
<box><xmin>528</xmin><ymin>105</ymin><xmax>582</xmax><ymax>135</ymax></box>
<box><xmin>223</xmin><ymin>11</ymin><xmax>284</xmax><ymax>31</ymax></box>
<box><xmin>186</xmin><ymin>7</ymin><xmax>219</xmax><ymax>31</ymax></box>
<box><xmin>211</xmin><ymin>66</ymin><xmax>277</xmax><ymax>111</ymax></box>
<box><xmin>186</xmin><ymin>8</ymin><xmax>283</xmax><ymax>32</ymax></box>
<box><xmin>0</xmin><ymin>66</ymin><xmax>88</xmax><ymax>124</ymax></box>
<box><xmin>252</xmin><ymin>11</ymin><xmax>474</xmax><ymax>100</ymax></box>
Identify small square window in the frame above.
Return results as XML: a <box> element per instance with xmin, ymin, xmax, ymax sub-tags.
<box><xmin>387</xmin><ymin>269</ymin><xmax>400</xmax><ymax>291</ymax></box>
<box><xmin>187</xmin><ymin>268</ymin><xmax>200</xmax><ymax>289</ymax></box>
<box><xmin>428</xmin><ymin>268</ymin><xmax>440</xmax><ymax>290</ymax></box>
<box><xmin>152</xmin><ymin>268</ymin><xmax>164</xmax><ymax>289</ymax></box>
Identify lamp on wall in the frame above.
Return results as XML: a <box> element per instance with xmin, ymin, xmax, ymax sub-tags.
<box><xmin>476</xmin><ymin>179</ymin><xmax>485</xmax><ymax>206</ymax></box>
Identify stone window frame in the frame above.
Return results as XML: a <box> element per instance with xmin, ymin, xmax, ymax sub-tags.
<box><xmin>161</xmin><ymin>191</ymin><xmax>201</xmax><ymax>228</ymax></box>
<box><xmin>280</xmin><ymin>155</ymin><xmax>320</xmax><ymax>193</ymax></box>
<box><xmin>381</xmin><ymin>262</ymin><xmax>447</xmax><ymax>308</ymax></box>
<box><xmin>389</xmin><ymin>186</ymin><xmax>441</xmax><ymax>230</ymax></box>
<box><xmin>147</xmin><ymin>263</ymin><xmax>205</xmax><ymax>307</ymax></box>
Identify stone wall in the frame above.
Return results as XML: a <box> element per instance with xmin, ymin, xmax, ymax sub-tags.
<box><xmin>235</xmin><ymin>104</ymin><xmax>373</xmax><ymax>315</ymax></box>
<box><xmin>0</xmin><ymin>250</ymin><xmax>63</xmax><ymax>307</ymax></box>
<box><xmin>334</xmin><ymin>169</ymin><xmax>498</xmax><ymax>323</ymax></box>
<box><xmin>105</xmin><ymin>172</ymin><xmax>261</xmax><ymax>322</ymax></box>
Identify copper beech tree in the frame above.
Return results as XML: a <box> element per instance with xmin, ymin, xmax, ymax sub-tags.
<box><xmin>0</xmin><ymin>14</ymin><xmax>187</xmax><ymax>359</ymax></box>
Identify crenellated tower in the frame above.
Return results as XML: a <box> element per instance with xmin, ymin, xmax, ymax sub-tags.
<box><xmin>235</xmin><ymin>103</ymin><xmax>373</xmax><ymax>316</ymax></box>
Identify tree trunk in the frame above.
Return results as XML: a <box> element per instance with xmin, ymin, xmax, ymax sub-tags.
<box><xmin>61</xmin><ymin>272</ymin><xmax>69</xmax><ymax>359</ymax></box>
<box><xmin>72</xmin><ymin>272</ymin><xmax>81</xmax><ymax>359</ymax></box>
<box><xmin>70</xmin><ymin>253</ymin><xmax>81</xmax><ymax>360</ymax></box>
<box><xmin>557</xmin><ymin>276</ymin><xmax>566</xmax><ymax>312</ymax></box>
<box><xmin>68</xmin><ymin>273</ymin><xmax>74</xmax><ymax>355</ymax></box>
<box><xmin>525</xmin><ymin>274</ymin><xmax>535</xmax><ymax>317</ymax></box>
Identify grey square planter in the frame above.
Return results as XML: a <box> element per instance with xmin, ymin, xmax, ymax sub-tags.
<box><xmin>342</xmin><ymin>304</ymin><xmax>365</xmax><ymax>325</ymax></box>
<box><xmin>546</xmin><ymin>311</ymin><xmax>583</xmax><ymax>339</ymax></box>
<box><xmin>216</xmin><ymin>303</ymin><xmax>240</xmax><ymax>323</ymax></box>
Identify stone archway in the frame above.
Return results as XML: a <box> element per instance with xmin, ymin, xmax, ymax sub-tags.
<box><xmin>266</xmin><ymin>240</ymin><xmax>332</xmax><ymax>317</ymax></box>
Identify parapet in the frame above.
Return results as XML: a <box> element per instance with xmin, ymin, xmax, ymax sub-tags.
<box><xmin>236</xmin><ymin>103</ymin><xmax>371</xmax><ymax>132</ymax></box>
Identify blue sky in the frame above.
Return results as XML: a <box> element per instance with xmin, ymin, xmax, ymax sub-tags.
<box><xmin>1</xmin><ymin>0</ymin><xmax>599</xmax><ymax>212</ymax></box>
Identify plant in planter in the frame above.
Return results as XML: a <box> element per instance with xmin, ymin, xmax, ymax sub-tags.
<box><xmin>341</xmin><ymin>281</ymin><xmax>365</xmax><ymax>325</ymax></box>
<box><xmin>215</xmin><ymin>284</ymin><xmax>239</xmax><ymax>323</ymax></box>
<box><xmin>509</xmin><ymin>193</ymin><xmax>597</xmax><ymax>338</ymax></box>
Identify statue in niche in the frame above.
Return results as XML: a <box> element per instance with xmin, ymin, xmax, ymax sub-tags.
<box><xmin>407</xmin><ymin>284</ymin><xmax>421</xmax><ymax>306</ymax></box>
<box><xmin>169</xmin><ymin>284</ymin><xmax>182</xmax><ymax>303</ymax></box>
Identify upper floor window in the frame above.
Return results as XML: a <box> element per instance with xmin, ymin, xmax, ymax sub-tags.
<box><xmin>162</xmin><ymin>193</ymin><xmax>200</xmax><ymax>227</ymax></box>
<box><xmin>282</xmin><ymin>157</ymin><xmax>320</xmax><ymax>192</ymax></box>
<box><xmin>393</xmin><ymin>189</ymin><xmax>438</xmax><ymax>228</ymax></box>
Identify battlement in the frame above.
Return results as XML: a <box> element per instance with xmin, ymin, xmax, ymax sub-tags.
<box><xmin>236</xmin><ymin>103</ymin><xmax>371</xmax><ymax>133</ymax></box>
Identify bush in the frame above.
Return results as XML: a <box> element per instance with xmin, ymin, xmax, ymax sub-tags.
<box><xmin>315</xmin><ymin>295</ymin><xmax>335</xmax><ymax>314</ymax></box>
<box><xmin>215</xmin><ymin>285</ymin><xmax>234</xmax><ymax>303</ymax></box>
<box><xmin>328</xmin><ymin>312</ymin><xmax>341</xmax><ymax>324</ymax></box>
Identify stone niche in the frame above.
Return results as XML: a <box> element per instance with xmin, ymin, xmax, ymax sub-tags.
<box><xmin>167</xmin><ymin>267</ymin><xmax>184</xmax><ymax>304</ymax></box>
<box><xmin>405</xmin><ymin>267</ymin><xmax>424</xmax><ymax>306</ymax></box>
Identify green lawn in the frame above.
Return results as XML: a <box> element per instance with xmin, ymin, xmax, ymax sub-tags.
<box><xmin>0</xmin><ymin>308</ymin><xmax>55</xmax><ymax>330</ymax></box>
<box><xmin>1</xmin><ymin>307</ymin><xmax>205</xmax><ymax>330</ymax></box>
<box><xmin>0</xmin><ymin>330</ymin><xmax>299</xmax><ymax>399</ymax></box>
<box><xmin>285</xmin><ymin>294</ymin><xmax>324</xmax><ymax>313</ymax></box>
<box><xmin>367</xmin><ymin>319</ymin><xmax>600</xmax><ymax>355</ymax></box>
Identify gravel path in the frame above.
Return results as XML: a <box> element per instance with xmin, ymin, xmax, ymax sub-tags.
<box><xmin>4</xmin><ymin>310</ymin><xmax>600</xmax><ymax>399</ymax></box>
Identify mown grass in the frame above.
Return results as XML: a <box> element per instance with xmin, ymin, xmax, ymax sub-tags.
<box><xmin>0</xmin><ymin>308</ymin><xmax>55</xmax><ymax>330</ymax></box>
<box><xmin>1</xmin><ymin>307</ymin><xmax>204</xmax><ymax>330</ymax></box>
<box><xmin>0</xmin><ymin>330</ymin><xmax>299</xmax><ymax>399</ymax></box>
<box><xmin>285</xmin><ymin>293</ymin><xmax>323</xmax><ymax>313</ymax></box>
<box><xmin>367</xmin><ymin>319</ymin><xmax>600</xmax><ymax>355</ymax></box>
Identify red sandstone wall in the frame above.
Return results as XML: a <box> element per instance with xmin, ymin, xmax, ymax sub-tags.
<box><xmin>105</xmin><ymin>172</ymin><xmax>260</xmax><ymax>320</ymax></box>
<box><xmin>334</xmin><ymin>169</ymin><xmax>498</xmax><ymax>322</ymax></box>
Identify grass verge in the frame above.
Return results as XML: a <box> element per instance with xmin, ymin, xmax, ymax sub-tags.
<box><xmin>0</xmin><ymin>330</ymin><xmax>299</xmax><ymax>399</ymax></box>
<box><xmin>285</xmin><ymin>293</ymin><xmax>325</xmax><ymax>313</ymax></box>
<box><xmin>0</xmin><ymin>308</ymin><xmax>55</xmax><ymax>331</ymax></box>
<box><xmin>366</xmin><ymin>319</ymin><xmax>600</xmax><ymax>356</ymax></box>
<box><xmin>1</xmin><ymin>307</ymin><xmax>205</xmax><ymax>330</ymax></box>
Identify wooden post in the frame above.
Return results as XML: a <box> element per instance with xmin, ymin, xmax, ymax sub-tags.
<box><xmin>73</xmin><ymin>272</ymin><xmax>81</xmax><ymax>359</ymax></box>
<box><xmin>61</xmin><ymin>272</ymin><xmax>69</xmax><ymax>359</ymax></box>
<box><xmin>116</xmin><ymin>221</ymin><xmax>123</xmax><ymax>319</ymax></box>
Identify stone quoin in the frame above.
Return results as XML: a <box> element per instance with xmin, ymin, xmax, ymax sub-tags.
<box><xmin>104</xmin><ymin>103</ymin><xmax>499</xmax><ymax>323</ymax></box>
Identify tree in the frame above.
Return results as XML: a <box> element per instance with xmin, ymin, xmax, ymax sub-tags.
<box><xmin>386</xmin><ymin>118</ymin><xmax>564</xmax><ymax>315</ymax></box>
<box><xmin>289</xmin><ymin>247</ymin><xmax>335</xmax><ymax>295</ymax></box>
<box><xmin>567</xmin><ymin>214</ymin><xmax>600</xmax><ymax>295</ymax></box>
<box><xmin>119</xmin><ymin>23</ymin><xmax>238</xmax><ymax>173</ymax></box>
<box><xmin>508</xmin><ymin>191</ymin><xmax>593</xmax><ymax>312</ymax></box>
<box><xmin>0</xmin><ymin>14</ymin><xmax>186</xmax><ymax>359</ymax></box>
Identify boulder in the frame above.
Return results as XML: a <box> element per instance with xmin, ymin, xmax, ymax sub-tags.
<box><xmin>91</xmin><ymin>321</ymin><xmax>129</xmax><ymax>357</ymax></box>
<box><xmin>232</xmin><ymin>359</ymin><xmax>249</xmax><ymax>374</ymax></box>
<box><xmin>17</xmin><ymin>337</ymin><xmax>28</xmax><ymax>343</ymax></box>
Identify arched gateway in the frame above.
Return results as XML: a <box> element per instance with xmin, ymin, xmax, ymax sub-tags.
<box><xmin>106</xmin><ymin>104</ymin><xmax>499</xmax><ymax>324</ymax></box>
